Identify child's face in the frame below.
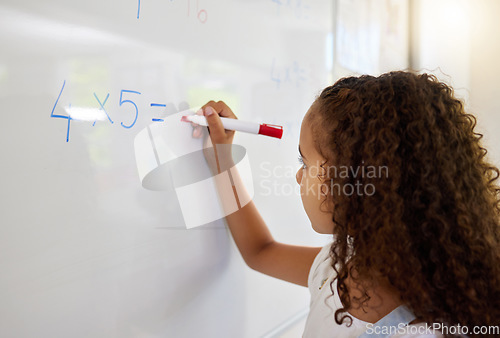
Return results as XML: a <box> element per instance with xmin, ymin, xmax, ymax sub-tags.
<box><xmin>296</xmin><ymin>106</ymin><xmax>335</xmax><ymax>234</ymax></box>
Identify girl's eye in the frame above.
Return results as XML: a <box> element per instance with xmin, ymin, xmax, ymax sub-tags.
<box><xmin>298</xmin><ymin>156</ymin><xmax>307</xmax><ymax>169</ymax></box>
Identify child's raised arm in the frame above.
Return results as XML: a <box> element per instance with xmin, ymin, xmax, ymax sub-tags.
<box><xmin>198</xmin><ymin>101</ymin><xmax>322</xmax><ymax>287</ymax></box>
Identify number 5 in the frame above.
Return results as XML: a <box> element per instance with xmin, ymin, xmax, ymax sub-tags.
<box><xmin>119</xmin><ymin>90</ymin><xmax>141</xmax><ymax>129</ymax></box>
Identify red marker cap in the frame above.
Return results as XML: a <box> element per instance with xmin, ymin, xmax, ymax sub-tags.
<box><xmin>258</xmin><ymin>124</ymin><xmax>283</xmax><ymax>139</ymax></box>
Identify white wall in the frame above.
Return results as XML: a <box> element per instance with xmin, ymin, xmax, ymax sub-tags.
<box><xmin>410</xmin><ymin>0</ymin><xmax>500</xmax><ymax>166</ymax></box>
<box><xmin>469</xmin><ymin>0</ymin><xmax>500</xmax><ymax>167</ymax></box>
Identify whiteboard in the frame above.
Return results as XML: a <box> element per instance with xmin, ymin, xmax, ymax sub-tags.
<box><xmin>334</xmin><ymin>0</ymin><xmax>409</xmax><ymax>77</ymax></box>
<box><xmin>0</xmin><ymin>1</ymin><xmax>333</xmax><ymax>337</ymax></box>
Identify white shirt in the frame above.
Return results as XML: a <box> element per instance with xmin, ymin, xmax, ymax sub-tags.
<box><xmin>303</xmin><ymin>244</ymin><xmax>370</xmax><ymax>337</ymax></box>
<box><xmin>302</xmin><ymin>243</ymin><xmax>443</xmax><ymax>338</ymax></box>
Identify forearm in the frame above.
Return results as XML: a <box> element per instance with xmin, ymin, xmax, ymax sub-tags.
<box><xmin>214</xmin><ymin>162</ymin><xmax>275</xmax><ymax>267</ymax></box>
<box><xmin>196</xmin><ymin>103</ymin><xmax>275</xmax><ymax>267</ymax></box>
<box><xmin>225</xmin><ymin>193</ymin><xmax>274</xmax><ymax>268</ymax></box>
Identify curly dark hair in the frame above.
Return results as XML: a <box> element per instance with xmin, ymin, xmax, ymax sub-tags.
<box><xmin>307</xmin><ymin>71</ymin><xmax>500</xmax><ymax>337</ymax></box>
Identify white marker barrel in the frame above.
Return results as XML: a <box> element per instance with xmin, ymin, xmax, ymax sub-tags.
<box><xmin>186</xmin><ymin>115</ymin><xmax>260</xmax><ymax>134</ymax></box>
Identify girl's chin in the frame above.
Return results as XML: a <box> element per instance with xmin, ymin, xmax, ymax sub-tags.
<box><xmin>311</xmin><ymin>223</ymin><xmax>332</xmax><ymax>235</ymax></box>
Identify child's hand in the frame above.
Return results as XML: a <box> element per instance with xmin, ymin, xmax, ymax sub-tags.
<box><xmin>191</xmin><ymin>101</ymin><xmax>237</xmax><ymax>145</ymax></box>
<box><xmin>190</xmin><ymin>101</ymin><xmax>237</xmax><ymax>174</ymax></box>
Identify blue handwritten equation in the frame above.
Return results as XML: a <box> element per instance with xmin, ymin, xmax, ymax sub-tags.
<box><xmin>271</xmin><ymin>0</ymin><xmax>310</xmax><ymax>19</ymax></box>
<box><xmin>50</xmin><ymin>80</ymin><xmax>172</xmax><ymax>142</ymax></box>
<box><xmin>137</xmin><ymin>0</ymin><xmax>207</xmax><ymax>23</ymax></box>
<box><xmin>270</xmin><ymin>58</ymin><xmax>307</xmax><ymax>89</ymax></box>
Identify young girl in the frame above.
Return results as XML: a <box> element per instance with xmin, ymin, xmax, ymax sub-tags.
<box><xmin>193</xmin><ymin>71</ymin><xmax>500</xmax><ymax>337</ymax></box>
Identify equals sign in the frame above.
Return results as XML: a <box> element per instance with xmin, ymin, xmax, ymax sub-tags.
<box><xmin>151</xmin><ymin>103</ymin><xmax>166</xmax><ymax>122</ymax></box>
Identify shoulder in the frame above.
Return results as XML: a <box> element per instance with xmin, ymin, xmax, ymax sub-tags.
<box><xmin>307</xmin><ymin>243</ymin><xmax>333</xmax><ymax>289</ymax></box>
<box><xmin>308</xmin><ymin>243</ymin><xmax>332</xmax><ymax>272</ymax></box>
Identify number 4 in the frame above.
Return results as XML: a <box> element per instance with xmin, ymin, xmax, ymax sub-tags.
<box><xmin>50</xmin><ymin>80</ymin><xmax>72</xmax><ymax>142</ymax></box>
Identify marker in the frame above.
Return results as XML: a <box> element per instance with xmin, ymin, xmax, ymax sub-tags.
<box><xmin>181</xmin><ymin>115</ymin><xmax>283</xmax><ymax>139</ymax></box>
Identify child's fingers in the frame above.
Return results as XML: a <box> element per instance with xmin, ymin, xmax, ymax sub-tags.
<box><xmin>190</xmin><ymin>108</ymin><xmax>205</xmax><ymax>138</ymax></box>
<box><xmin>201</xmin><ymin>101</ymin><xmax>237</xmax><ymax>120</ymax></box>
<box><xmin>201</xmin><ymin>101</ymin><xmax>237</xmax><ymax>144</ymax></box>
<box><xmin>192</xmin><ymin>126</ymin><xmax>202</xmax><ymax>138</ymax></box>
<box><xmin>202</xmin><ymin>106</ymin><xmax>227</xmax><ymax>143</ymax></box>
